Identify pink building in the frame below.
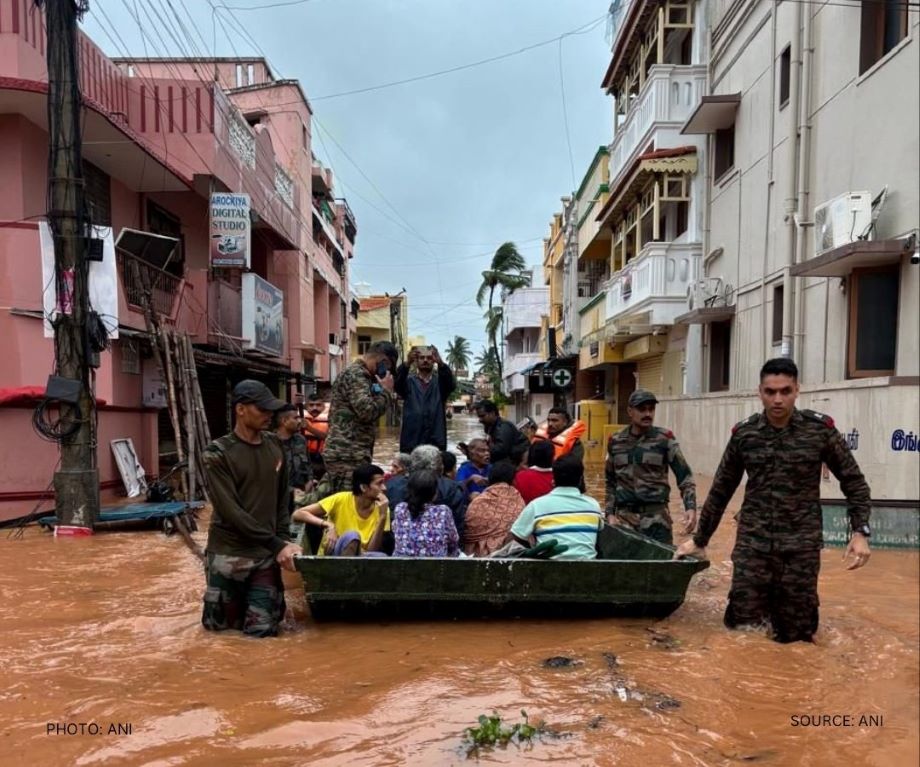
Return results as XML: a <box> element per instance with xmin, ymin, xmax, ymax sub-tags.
<box><xmin>0</xmin><ymin>4</ymin><xmax>357</xmax><ymax>522</ymax></box>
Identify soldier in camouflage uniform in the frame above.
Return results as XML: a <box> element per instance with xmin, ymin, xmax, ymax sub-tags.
<box><xmin>319</xmin><ymin>341</ymin><xmax>398</xmax><ymax>497</ymax></box>
<box><xmin>201</xmin><ymin>380</ymin><xmax>301</xmax><ymax>638</ymax></box>
<box><xmin>274</xmin><ymin>403</ymin><xmax>312</xmax><ymax>493</ymax></box>
<box><xmin>605</xmin><ymin>389</ymin><xmax>697</xmax><ymax>544</ymax></box>
<box><xmin>675</xmin><ymin>358</ymin><xmax>871</xmax><ymax>643</ymax></box>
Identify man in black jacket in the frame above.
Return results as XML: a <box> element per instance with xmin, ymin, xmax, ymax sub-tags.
<box><xmin>394</xmin><ymin>345</ymin><xmax>455</xmax><ymax>453</ymax></box>
<box><xmin>475</xmin><ymin>399</ymin><xmax>529</xmax><ymax>465</ymax></box>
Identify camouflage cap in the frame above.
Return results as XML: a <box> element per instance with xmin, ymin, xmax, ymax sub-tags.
<box><xmin>231</xmin><ymin>380</ymin><xmax>286</xmax><ymax>410</ymax></box>
<box><xmin>628</xmin><ymin>389</ymin><xmax>658</xmax><ymax>408</ymax></box>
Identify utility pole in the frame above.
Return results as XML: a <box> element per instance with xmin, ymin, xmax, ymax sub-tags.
<box><xmin>43</xmin><ymin>0</ymin><xmax>100</xmax><ymax>529</ymax></box>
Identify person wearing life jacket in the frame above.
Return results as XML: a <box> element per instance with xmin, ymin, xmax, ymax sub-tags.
<box><xmin>301</xmin><ymin>392</ymin><xmax>329</xmax><ymax>463</ymax></box>
<box><xmin>534</xmin><ymin>407</ymin><xmax>586</xmax><ymax>463</ymax></box>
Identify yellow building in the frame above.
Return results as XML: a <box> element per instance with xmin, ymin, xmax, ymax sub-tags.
<box><xmin>351</xmin><ymin>294</ymin><xmax>409</xmax><ymax>362</ymax></box>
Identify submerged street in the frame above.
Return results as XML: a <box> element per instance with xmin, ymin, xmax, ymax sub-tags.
<box><xmin>1</xmin><ymin>414</ymin><xmax>917</xmax><ymax>766</ymax></box>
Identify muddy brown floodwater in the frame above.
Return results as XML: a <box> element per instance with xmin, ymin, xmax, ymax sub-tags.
<box><xmin>1</xmin><ymin>413</ymin><xmax>917</xmax><ymax>766</ymax></box>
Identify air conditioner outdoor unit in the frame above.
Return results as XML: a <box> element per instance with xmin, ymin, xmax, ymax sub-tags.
<box><xmin>813</xmin><ymin>191</ymin><xmax>872</xmax><ymax>256</ymax></box>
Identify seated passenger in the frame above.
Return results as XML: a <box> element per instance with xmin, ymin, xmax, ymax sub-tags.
<box><xmin>292</xmin><ymin>464</ymin><xmax>389</xmax><ymax>556</ymax></box>
<box><xmin>385</xmin><ymin>453</ymin><xmax>411</xmax><ymax>481</ymax></box>
<box><xmin>463</xmin><ymin>461</ymin><xmax>525</xmax><ymax>557</ymax></box>
<box><xmin>509</xmin><ymin>456</ymin><xmax>603</xmax><ymax>560</ymax></box>
<box><xmin>386</xmin><ymin>445</ymin><xmax>468</xmax><ymax>541</ymax></box>
<box><xmin>455</xmin><ymin>438</ymin><xmax>491</xmax><ymax>499</ymax></box>
<box><xmin>512</xmin><ymin>440</ymin><xmax>555</xmax><ymax>504</ymax></box>
<box><xmin>392</xmin><ymin>470</ymin><xmax>460</xmax><ymax>557</ymax></box>
<box><xmin>441</xmin><ymin>450</ymin><xmax>458</xmax><ymax>480</ymax></box>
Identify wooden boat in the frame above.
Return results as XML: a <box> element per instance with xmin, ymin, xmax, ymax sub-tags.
<box><xmin>294</xmin><ymin>524</ymin><xmax>709</xmax><ymax>621</ymax></box>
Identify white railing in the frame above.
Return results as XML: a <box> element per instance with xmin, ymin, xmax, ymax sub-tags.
<box><xmin>605</xmin><ymin>242</ymin><xmax>702</xmax><ymax>324</ymax></box>
<box><xmin>229</xmin><ymin>113</ymin><xmax>256</xmax><ymax>169</ymax></box>
<box><xmin>274</xmin><ymin>165</ymin><xmax>294</xmax><ymax>208</ymax></box>
<box><xmin>608</xmin><ymin>65</ymin><xmax>707</xmax><ymax>188</ymax></box>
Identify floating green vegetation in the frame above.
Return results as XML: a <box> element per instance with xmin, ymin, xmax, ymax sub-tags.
<box><xmin>464</xmin><ymin>710</ymin><xmax>541</xmax><ymax>754</ymax></box>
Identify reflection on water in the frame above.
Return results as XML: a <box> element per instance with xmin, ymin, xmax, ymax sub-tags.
<box><xmin>1</xmin><ymin>414</ymin><xmax>917</xmax><ymax>765</ymax></box>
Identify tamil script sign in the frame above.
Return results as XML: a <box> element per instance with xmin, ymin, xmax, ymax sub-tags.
<box><xmin>242</xmin><ymin>273</ymin><xmax>283</xmax><ymax>357</ymax></box>
<box><xmin>210</xmin><ymin>192</ymin><xmax>251</xmax><ymax>268</ymax></box>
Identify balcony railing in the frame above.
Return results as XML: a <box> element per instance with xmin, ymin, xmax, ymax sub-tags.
<box><xmin>117</xmin><ymin>251</ymin><xmax>183</xmax><ymax>318</ymax></box>
<box><xmin>609</xmin><ymin>65</ymin><xmax>707</xmax><ymax>188</ymax></box>
<box><xmin>605</xmin><ymin>242</ymin><xmax>701</xmax><ymax>325</ymax></box>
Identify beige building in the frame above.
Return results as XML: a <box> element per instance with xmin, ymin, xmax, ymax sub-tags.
<box><xmin>663</xmin><ymin>0</ymin><xmax>920</xmax><ymax>501</ymax></box>
<box><xmin>351</xmin><ymin>294</ymin><xmax>409</xmax><ymax>362</ymax></box>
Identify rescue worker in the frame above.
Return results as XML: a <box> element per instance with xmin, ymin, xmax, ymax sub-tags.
<box><xmin>301</xmin><ymin>392</ymin><xmax>329</xmax><ymax>460</ymax></box>
<box><xmin>605</xmin><ymin>389</ymin><xmax>697</xmax><ymax>544</ymax></box>
<box><xmin>675</xmin><ymin>357</ymin><xmax>871</xmax><ymax>643</ymax></box>
<box><xmin>534</xmin><ymin>407</ymin><xmax>586</xmax><ymax>462</ymax></box>
<box><xmin>321</xmin><ymin>341</ymin><xmax>397</xmax><ymax>495</ymax></box>
<box><xmin>201</xmin><ymin>380</ymin><xmax>301</xmax><ymax>638</ymax></box>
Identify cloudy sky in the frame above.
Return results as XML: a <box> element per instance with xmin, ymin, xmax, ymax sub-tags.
<box><xmin>84</xmin><ymin>0</ymin><xmax>614</xmax><ymax>360</ymax></box>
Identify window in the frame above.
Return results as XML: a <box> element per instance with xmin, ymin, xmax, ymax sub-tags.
<box><xmin>247</xmin><ymin>64</ymin><xmax>255</xmax><ymax>85</ymax></box>
<box><xmin>772</xmin><ymin>284</ymin><xmax>784</xmax><ymax>345</ymax></box>
<box><xmin>235</xmin><ymin>64</ymin><xmax>243</xmax><ymax>88</ymax></box>
<box><xmin>779</xmin><ymin>46</ymin><xmax>791</xmax><ymax>108</ymax></box>
<box><xmin>358</xmin><ymin>335</ymin><xmax>372</xmax><ymax>355</ymax></box>
<box><xmin>146</xmin><ymin>201</ymin><xmax>184</xmax><ymax>277</ymax></box>
<box><xmin>708</xmin><ymin>320</ymin><xmax>731</xmax><ymax>392</ymax></box>
<box><xmin>848</xmin><ymin>266</ymin><xmax>899</xmax><ymax>377</ymax></box>
<box><xmin>714</xmin><ymin>126</ymin><xmax>735</xmax><ymax>180</ymax></box>
<box><xmin>675</xmin><ymin>201</ymin><xmax>689</xmax><ymax>238</ymax></box>
<box><xmin>83</xmin><ymin>161</ymin><xmax>111</xmax><ymax>226</ymax></box>
<box><xmin>860</xmin><ymin>0</ymin><xmax>908</xmax><ymax>74</ymax></box>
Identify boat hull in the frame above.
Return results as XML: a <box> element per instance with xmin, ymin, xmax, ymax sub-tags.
<box><xmin>295</xmin><ymin>525</ymin><xmax>709</xmax><ymax>621</ymax></box>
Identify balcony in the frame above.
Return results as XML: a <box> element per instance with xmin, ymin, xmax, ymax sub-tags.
<box><xmin>116</xmin><ymin>251</ymin><xmax>183</xmax><ymax>319</ymax></box>
<box><xmin>504</xmin><ymin>351</ymin><xmax>543</xmax><ymax>393</ymax></box>
<box><xmin>207</xmin><ymin>278</ymin><xmax>243</xmax><ymax>350</ymax></box>
<box><xmin>609</xmin><ymin>65</ymin><xmax>706</xmax><ymax>188</ymax></box>
<box><xmin>605</xmin><ymin>241</ymin><xmax>701</xmax><ymax>327</ymax></box>
<box><xmin>503</xmin><ymin>287</ymin><xmax>548</xmax><ymax>337</ymax></box>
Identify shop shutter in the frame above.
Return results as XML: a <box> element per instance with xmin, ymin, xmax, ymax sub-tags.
<box><xmin>637</xmin><ymin>354</ymin><xmax>664</xmax><ymax>394</ymax></box>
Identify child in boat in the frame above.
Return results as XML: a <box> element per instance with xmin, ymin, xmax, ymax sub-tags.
<box><xmin>392</xmin><ymin>470</ymin><xmax>460</xmax><ymax>557</ymax></box>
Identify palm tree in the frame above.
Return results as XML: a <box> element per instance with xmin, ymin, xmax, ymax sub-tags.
<box><xmin>445</xmin><ymin>335</ymin><xmax>472</xmax><ymax>375</ymax></box>
<box><xmin>474</xmin><ymin>346</ymin><xmax>500</xmax><ymax>378</ymax></box>
<box><xmin>475</xmin><ymin>242</ymin><xmax>528</xmax><ymax>385</ymax></box>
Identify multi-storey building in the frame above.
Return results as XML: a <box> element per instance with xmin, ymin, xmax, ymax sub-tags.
<box><xmin>0</xmin><ymin>6</ymin><xmax>358</xmax><ymax>520</ymax></box>
<box><xmin>502</xmin><ymin>273</ymin><xmax>550</xmax><ymax>422</ymax></box>
<box><xmin>665</xmin><ymin>0</ymin><xmax>919</xmax><ymax>503</ymax></box>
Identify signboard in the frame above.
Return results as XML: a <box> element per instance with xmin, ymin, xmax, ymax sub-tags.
<box><xmin>40</xmin><ymin>223</ymin><xmax>119</xmax><ymax>339</ymax></box>
<box><xmin>142</xmin><ymin>357</ymin><xmax>167</xmax><ymax>408</ymax></box>
<box><xmin>552</xmin><ymin>368</ymin><xmax>573</xmax><ymax>388</ymax></box>
<box><xmin>209</xmin><ymin>192</ymin><xmax>251</xmax><ymax>268</ymax></box>
<box><xmin>242</xmin><ymin>273</ymin><xmax>284</xmax><ymax>357</ymax></box>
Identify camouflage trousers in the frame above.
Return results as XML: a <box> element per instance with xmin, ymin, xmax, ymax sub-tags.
<box><xmin>724</xmin><ymin>545</ymin><xmax>821</xmax><ymax>643</ymax></box>
<box><xmin>613</xmin><ymin>504</ymin><xmax>673</xmax><ymax>545</ymax></box>
<box><xmin>201</xmin><ymin>552</ymin><xmax>286</xmax><ymax>638</ymax></box>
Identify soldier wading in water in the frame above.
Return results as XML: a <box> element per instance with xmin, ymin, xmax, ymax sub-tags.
<box><xmin>675</xmin><ymin>358</ymin><xmax>872</xmax><ymax>643</ymax></box>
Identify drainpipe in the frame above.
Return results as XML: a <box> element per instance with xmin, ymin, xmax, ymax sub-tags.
<box><xmin>781</xmin><ymin>1</ymin><xmax>803</xmax><ymax>359</ymax></box>
<box><xmin>762</xmin><ymin>4</ymin><xmax>779</xmax><ymax>363</ymax></box>
<box><xmin>793</xmin><ymin>4</ymin><xmax>815</xmax><ymax>375</ymax></box>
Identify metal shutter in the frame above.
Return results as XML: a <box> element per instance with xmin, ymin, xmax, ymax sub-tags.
<box><xmin>637</xmin><ymin>354</ymin><xmax>664</xmax><ymax>394</ymax></box>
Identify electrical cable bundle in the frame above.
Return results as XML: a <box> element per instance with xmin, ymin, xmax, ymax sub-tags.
<box><xmin>32</xmin><ymin>397</ymin><xmax>82</xmax><ymax>443</ymax></box>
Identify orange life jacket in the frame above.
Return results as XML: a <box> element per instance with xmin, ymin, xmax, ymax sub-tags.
<box><xmin>534</xmin><ymin>420</ymin><xmax>587</xmax><ymax>460</ymax></box>
<box><xmin>302</xmin><ymin>411</ymin><xmax>329</xmax><ymax>455</ymax></box>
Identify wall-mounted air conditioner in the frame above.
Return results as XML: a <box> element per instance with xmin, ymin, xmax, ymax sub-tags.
<box><xmin>813</xmin><ymin>191</ymin><xmax>872</xmax><ymax>256</ymax></box>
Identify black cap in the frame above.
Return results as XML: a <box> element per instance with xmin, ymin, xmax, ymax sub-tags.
<box><xmin>231</xmin><ymin>380</ymin><xmax>286</xmax><ymax>411</ymax></box>
<box><xmin>628</xmin><ymin>389</ymin><xmax>658</xmax><ymax>408</ymax></box>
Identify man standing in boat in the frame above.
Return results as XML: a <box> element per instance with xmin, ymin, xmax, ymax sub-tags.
<box><xmin>675</xmin><ymin>358</ymin><xmax>871</xmax><ymax>643</ymax></box>
<box><xmin>605</xmin><ymin>389</ymin><xmax>697</xmax><ymax>545</ymax></box>
<box><xmin>394</xmin><ymin>345</ymin><xmax>456</xmax><ymax>453</ymax></box>
<box><xmin>201</xmin><ymin>380</ymin><xmax>301</xmax><ymax>638</ymax></box>
<box><xmin>321</xmin><ymin>341</ymin><xmax>398</xmax><ymax>495</ymax></box>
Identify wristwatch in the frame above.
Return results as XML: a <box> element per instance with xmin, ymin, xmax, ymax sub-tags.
<box><xmin>851</xmin><ymin>524</ymin><xmax>871</xmax><ymax>538</ymax></box>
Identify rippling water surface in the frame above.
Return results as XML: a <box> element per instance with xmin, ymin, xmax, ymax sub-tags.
<box><xmin>1</xmin><ymin>414</ymin><xmax>917</xmax><ymax>766</ymax></box>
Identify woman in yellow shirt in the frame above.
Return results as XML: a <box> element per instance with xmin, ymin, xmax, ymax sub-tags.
<box><xmin>293</xmin><ymin>464</ymin><xmax>390</xmax><ymax>555</ymax></box>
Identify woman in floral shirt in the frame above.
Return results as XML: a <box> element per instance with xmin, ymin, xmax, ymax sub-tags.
<box><xmin>392</xmin><ymin>470</ymin><xmax>460</xmax><ymax>557</ymax></box>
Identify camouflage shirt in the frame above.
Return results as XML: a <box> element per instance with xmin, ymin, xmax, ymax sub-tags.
<box><xmin>278</xmin><ymin>432</ymin><xmax>311</xmax><ymax>490</ymax></box>
<box><xmin>323</xmin><ymin>360</ymin><xmax>392</xmax><ymax>469</ymax></box>
<box><xmin>605</xmin><ymin>425</ymin><xmax>697</xmax><ymax>514</ymax></box>
<box><xmin>694</xmin><ymin>409</ymin><xmax>871</xmax><ymax>553</ymax></box>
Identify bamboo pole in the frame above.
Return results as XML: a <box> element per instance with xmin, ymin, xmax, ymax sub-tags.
<box><xmin>159</xmin><ymin>325</ymin><xmax>188</xmax><ymax>500</ymax></box>
<box><xmin>184</xmin><ymin>334</ymin><xmax>211</xmax><ymax>501</ymax></box>
<box><xmin>179</xmin><ymin>332</ymin><xmax>197</xmax><ymax>501</ymax></box>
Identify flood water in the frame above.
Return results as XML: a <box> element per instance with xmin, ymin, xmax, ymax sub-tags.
<box><xmin>1</xmin><ymin>413</ymin><xmax>917</xmax><ymax>766</ymax></box>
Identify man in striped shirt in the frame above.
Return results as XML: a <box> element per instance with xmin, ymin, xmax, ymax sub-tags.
<box><xmin>510</xmin><ymin>456</ymin><xmax>603</xmax><ymax>560</ymax></box>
